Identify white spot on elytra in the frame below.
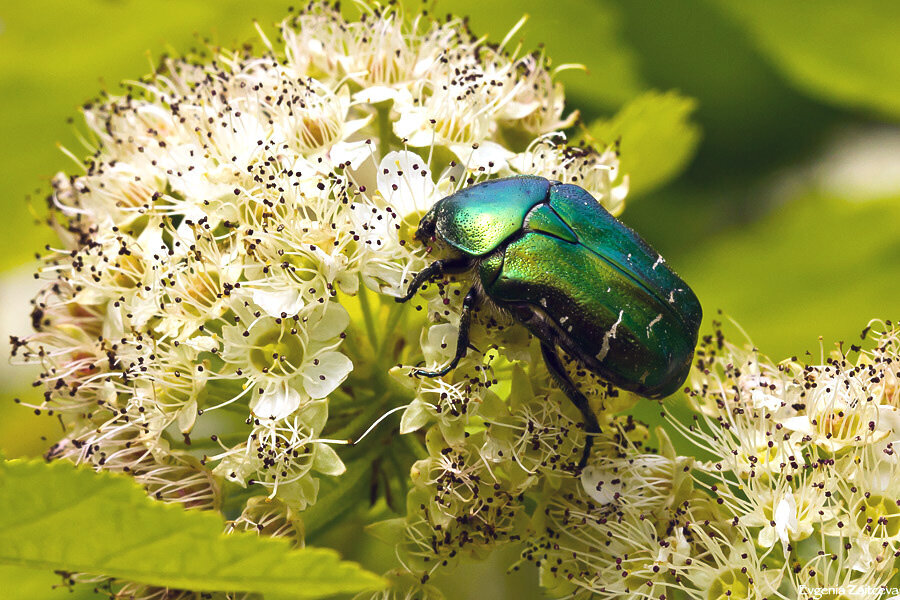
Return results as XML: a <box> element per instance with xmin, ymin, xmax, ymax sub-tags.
<box><xmin>540</xmin><ymin>297</ymin><xmax>548</xmax><ymax>308</ymax></box>
<box><xmin>595</xmin><ymin>309</ymin><xmax>624</xmax><ymax>362</ymax></box>
<box><xmin>559</xmin><ymin>315</ymin><xmax>569</xmax><ymax>324</ymax></box>
<box><xmin>646</xmin><ymin>313</ymin><xmax>662</xmax><ymax>338</ymax></box>
<box><xmin>652</xmin><ymin>255</ymin><xmax>664</xmax><ymax>270</ymax></box>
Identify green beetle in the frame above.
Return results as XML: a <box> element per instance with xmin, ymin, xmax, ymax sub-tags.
<box><xmin>397</xmin><ymin>175</ymin><xmax>702</xmax><ymax>468</ymax></box>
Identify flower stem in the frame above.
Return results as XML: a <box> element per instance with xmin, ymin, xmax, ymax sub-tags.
<box><xmin>375</xmin><ymin>101</ymin><xmax>396</xmax><ymax>156</ymax></box>
<box><xmin>357</xmin><ymin>278</ymin><xmax>380</xmax><ymax>350</ymax></box>
<box><xmin>380</xmin><ymin>301</ymin><xmax>407</xmax><ymax>354</ymax></box>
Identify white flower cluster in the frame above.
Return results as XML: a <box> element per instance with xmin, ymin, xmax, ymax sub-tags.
<box><xmin>12</xmin><ymin>3</ymin><xmax>631</xmax><ymax>598</ymax></box>
<box><xmin>681</xmin><ymin>321</ymin><xmax>900</xmax><ymax>599</ymax></box>
<box><xmin>526</xmin><ymin>322</ymin><xmax>900</xmax><ymax>600</ymax></box>
<box><xmin>530</xmin><ymin>321</ymin><xmax>900</xmax><ymax>599</ymax></box>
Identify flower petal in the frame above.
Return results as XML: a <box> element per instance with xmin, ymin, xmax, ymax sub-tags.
<box><xmin>377</xmin><ymin>150</ymin><xmax>435</xmax><ymax>216</ymax></box>
<box><xmin>312</xmin><ymin>443</ymin><xmax>347</xmax><ymax>476</ymax></box>
<box><xmin>183</xmin><ymin>335</ymin><xmax>220</xmax><ymax>353</ymax></box>
<box><xmin>450</xmin><ymin>141</ymin><xmax>514</xmax><ymax>174</ymax></box>
<box><xmin>392</xmin><ymin>107</ymin><xmax>432</xmax><ymax>147</ymax></box>
<box><xmin>352</xmin><ymin>86</ymin><xmax>399</xmax><ymax>104</ymax></box>
<box><xmin>308</xmin><ymin>301</ymin><xmax>350</xmax><ymax>342</ymax></box>
<box><xmin>253</xmin><ymin>288</ymin><xmax>305</xmax><ymax>318</ymax></box>
<box><xmin>400</xmin><ymin>398</ymin><xmax>432</xmax><ymax>434</ymax></box>
<box><xmin>757</xmin><ymin>525</ymin><xmax>776</xmax><ymax>548</ymax></box>
<box><xmin>777</xmin><ymin>415</ymin><xmax>813</xmax><ymax>435</ymax></box>
<box><xmin>303</xmin><ymin>351</ymin><xmax>353</xmax><ymax>398</ymax></box>
<box><xmin>421</xmin><ymin>323</ymin><xmax>460</xmax><ymax>365</ymax></box>
<box><xmin>250</xmin><ymin>382</ymin><xmax>303</xmax><ymax>420</ymax></box>
<box><xmin>580</xmin><ymin>466</ymin><xmax>625</xmax><ymax>505</ymax></box>
<box><xmin>330</xmin><ymin>139</ymin><xmax>374</xmax><ymax>170</ymax></box>
<box><xmin>773</xmin><ymin>494</ymin><xmax>798</xmax><ymax>547</ymax></box>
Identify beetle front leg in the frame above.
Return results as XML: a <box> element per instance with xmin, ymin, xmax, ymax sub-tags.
<box><xmin>395</xmin><ymin>257</ymin><xmax>472</xmax><ymax>303</ymax></box>
<box><xmin>412</xmin><ymin>285</ymin><xmax>480</xmax><ymax>378</ymax></box>
<box><xmin>540</xmin><ymin>342</ymin><xmax>600</xmax><ymax>471</ymax></box>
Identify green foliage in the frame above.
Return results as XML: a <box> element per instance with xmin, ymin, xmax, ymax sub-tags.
<box><xmin>677</xmin><ymin>191</ymin><xmax>900</xmax><ymax>359</ymax></box>
<box><xmin>625</xmin><ymin>177</ymin><xmax>900</xmax><ymax>361</ymax></box>
<box><xmin>301</xmin><ymin>462</ymin><xmax>371</xmax><ymax>541</ymax></box>
<box><xmin>0</xmin><ymin>459</ymin><xmax>384</xmax><ymax>598</ymax></box>
<box><xmin>584</xmin><ymin>90</ymin><xmax>701</xmax><ymax>197</ymax></box>
<box><xmin>610</xmin><ymin>0</ymin><xmax>838</xmax><ymax>177</ymax></box>
<box><xmin>713</xmin><ymin>0</ymin><xmax>900</xmax><ymax>120</ymax></box>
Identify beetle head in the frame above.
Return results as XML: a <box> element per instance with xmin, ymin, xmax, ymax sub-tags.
<box><xmin>415</xmin><ymin>207</ymin><xmax>437</xmax><ymax>243</ymax></box>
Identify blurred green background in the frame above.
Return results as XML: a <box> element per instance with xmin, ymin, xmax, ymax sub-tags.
<box><xmin>2</xmin><ymin>1</ymin><xmax>899</xmax><ymax>598</ymax></box>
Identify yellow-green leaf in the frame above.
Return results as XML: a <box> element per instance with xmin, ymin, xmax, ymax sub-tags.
<box><xmin>585</xmin><ymin>91</ymin><xmax>701</xmax><ymax>197</ymax></box>
<box><xmin>0</xmin><ymin>459</ymin><xmax>384</xmax><ymax>598</ymax></box>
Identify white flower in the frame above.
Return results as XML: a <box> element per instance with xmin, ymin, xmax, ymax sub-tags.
<box><xmin>212</xmin><ymin>402</ymin><xmax>341</xmax><ymax>505</ymax></box>
<box><xmin>580</xmin><ymin>453</ymin><xmax>692</xmax><ymax>511</ymax></box>
<box><xmin>677</xmin><ymin>526</ymin><xmax>783</xmax><ymax>599</ymax></box>
<box><xmin>277</xmin><ymin>81</ymin><xmax>371</xmax><ymax>156</ymax></box>
<box><xmin>221</xmin><ymin>300</ymin><xmax>351</xmax><ymax>419</ymax></box>
<box><xmin>741</xmin><ymin>479</ymin><xmax>836</xmax><ymax>551</ymax></box>
<box><xmin>778</xmin><ymin>369</ymin><xmax>897</xmax><ymax>452</ymax></box>
<box><xmin>376</xmin><ymin>150</ymin><xmax>450</xmax><ymax>221</ymax></box>
<box><xmin>790</xmin><ymin>548</ymin><xmax>894</xmax><ymax>600</ymax></box>
<box><xmin>363</xmin><ymin>149</ymin><xmax>460</xmax><ymax>295</ymax></box>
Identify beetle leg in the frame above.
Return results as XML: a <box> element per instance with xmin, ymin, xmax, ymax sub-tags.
<box><xmin>412</xmin><ymin>286</ymin><xmax>479</xmax><ymax>378</ymax></box>
<box><xmin>540</xmin><ymin>342</ymin><xmax>600</xmax><ymax>471</ymax></box>
<box><xmin>395</xmin><ymin>257</ymin><xmax>472</xmax><ymax>303</ymax></box>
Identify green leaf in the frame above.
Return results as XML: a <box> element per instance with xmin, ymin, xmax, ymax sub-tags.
<box><xmin>585</xmin><ymin>91</ymin><xmax>701</xmax><ymax>197</ymax></box>
<box><xmin>711</xmin><ymin>0</ymin><xmax>900</xmax><ymax>119</ymax></box>
<box><xmin>609</xmin><ymin>0</ymin><xmax>838</xmax><ymax>177</ymax></box>
<box><xmin>0</xmin><ymin>459</ymin><xmax>385</xmax><ymax>598</ymax></box>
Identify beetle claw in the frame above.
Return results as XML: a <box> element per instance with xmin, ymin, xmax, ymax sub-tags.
<box><xmin>411</xmin><ymin>366</ymin><xmax>451</xmax><ymax>378</ymax></box>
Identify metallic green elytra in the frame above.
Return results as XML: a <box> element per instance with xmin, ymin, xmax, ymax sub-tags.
<box><xmin>397</xmin><ymin>175</ymin><xmax>702</xmax><ymax>468</ymax></box>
